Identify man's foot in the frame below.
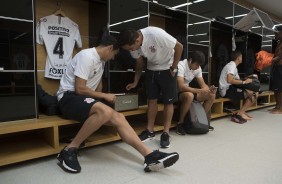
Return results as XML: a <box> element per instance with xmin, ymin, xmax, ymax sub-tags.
<box><xmin>57</xmin><ymin>147</ymin><xmax>81</xmax><ymax>173</ymax></box>
<box><xmin>230</xmin><ymin>114</ymin><xmax>247</xmax><ymax>124</ymax></box>
<box><xmin>139</xmin><ymin>129</ymin><xmax>155</xmax><ymax>142</ymax></box>
<box><xmin>271</xmin><ymin>109</ymin><xmax>282</xmax><ymax>114</ymax></box>
<box><xmin>160</xmin><ymin>132</ymin><xmax>171</xmax><ymax>148</ymax></box>
<box><xmin>244</xmin><ymin>113</ymin><xmax>253</xmax><ymax>119</ymax></box>
<box><xmin>175</xmin><ymin>123</ymin><xmax>186</xmax><ymax>135</ymax></box>
<box><xmin>241</xmin><ymin>113</ymin><xmax>252</xmax><ymax>120</ymax></box>
<box><xmin>144</xmin><ymin>150</ymin><xmax>179</xmax><ymax>172</ymax></box>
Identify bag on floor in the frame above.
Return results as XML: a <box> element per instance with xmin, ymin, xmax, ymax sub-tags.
<box><xmin>183</xmin><ymin>101</ymin><xmax>210</xmax><ymax>134</ymax></box>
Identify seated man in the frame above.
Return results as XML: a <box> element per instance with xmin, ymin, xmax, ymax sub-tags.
<box><xmin>219</xmin><ymin>50</ymin><xmax>256</xmax><ymax>123</ymax></box>
<box><xmin>176</xmin><ymin>51</ymin><xmax>216</xmax><ymax>135</ymax></box>
<box><xmin>56</xmin><ymin>35</ymin><xmax>179</xmax><ymax>173</ymax></box>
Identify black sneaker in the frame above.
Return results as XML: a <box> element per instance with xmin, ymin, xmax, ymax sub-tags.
<box><xmin>175</xmin><ymin>123</ymin><xmax>186</xmax><ymax>135</ymax></box>
<box><xmin>139</xmin><ymin>129</ymin><xmax>155</xmax><ymax>142</ymax></box>
<box><xmin>160</xmin><ymin>132</ymin><xmax>170</xmax><ymax>148</ymax></box>
<box><xmin>144</xmin><ymin>150</ymin><xmax>179</xmax><ymax>172</ymax></box>
<box><xmin>57</xmin><ymin>147</ymin><xmax>81</xmax><ymax>173</ymax></box>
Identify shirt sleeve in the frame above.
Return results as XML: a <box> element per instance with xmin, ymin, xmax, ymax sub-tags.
<box><xmin>177</xmin><ymin>60</ymin><xmax>185</xmax><ymax>77</ymax></box>
<box><xmin>74</xmin><ymin>55</ymin><xmax>91</xmax><ymax>80</ymax></box>
<box><xmin>195</xmin><ymin>67</ymin><xmax>203</xmax><ymax>78</ymax></box>
<box><xmin>36</xmin><ymin>20</ymin><xmax>44</xmax><ymax>45</ymax></box>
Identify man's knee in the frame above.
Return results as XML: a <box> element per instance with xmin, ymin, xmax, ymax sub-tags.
<box><xmin>181</xmin><ymin>92</ymin><xmax>194</xmax><ymax>102</ymax></box>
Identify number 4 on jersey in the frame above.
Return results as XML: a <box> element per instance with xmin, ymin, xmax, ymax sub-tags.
<box><xmin>53</xmin><ymin>37</ymin><xmax>64</xmax><ymax>59</ymax></box>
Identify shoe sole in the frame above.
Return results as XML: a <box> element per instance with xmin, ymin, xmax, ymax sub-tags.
<box><xmin>141</xmin><ymin>137</ymin><xmax>155</xmax><ymax>142</ymax></box>
<box><xmin>175</xmin><ymin>131</ymin><xmax>186</xmax><ymax>136</ymax></box>
<box><xmin>144</xmin><ymin>153</ymin><xmax>179</xmax><ymax>172</ymax></box>
<box><xmin>57</xmin><ymin>154</ymin><xmax>80</xmax><ymax>173</ymax></box>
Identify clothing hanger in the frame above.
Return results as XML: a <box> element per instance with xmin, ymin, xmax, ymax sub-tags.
<box><xmin>53</xmin><ymin>1</ymin><xmax>66</xmax><ymax>17</ymax></box>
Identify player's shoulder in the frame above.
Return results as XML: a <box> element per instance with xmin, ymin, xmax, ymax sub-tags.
<box><xmin>65</xmin><ymin>17</ymin><xmax>79</xmax><ymax>29</ymax></box>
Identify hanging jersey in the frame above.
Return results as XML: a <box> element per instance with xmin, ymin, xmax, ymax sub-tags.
<box><xmin>36</xmin><ymin>14</ymin><xmax>82</xmax><ymax>79</ymax></box>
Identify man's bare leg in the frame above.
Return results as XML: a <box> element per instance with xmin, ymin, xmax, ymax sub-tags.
<box><xmin>147</xmin><ymin>99</ymin><xmax>158</xmax><ymax>132</ymax></box>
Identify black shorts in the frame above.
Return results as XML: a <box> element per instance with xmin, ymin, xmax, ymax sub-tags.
<box><xmin>224</xmin><ymin>85</ymin><xmax>244</xmax><ymax>100</ymax></box>
<box><xmin>270</xmin><ymin>65</ymin><xmax>282</xmax><ymax>92</ymax></box>
<box><xmin>58</xmin><ymin>92</ymin><xmax>99</xmax><ymax>123</ymax></box>
<box><xmin>145</xmin><ymin>69</ymin><xmax>177</xmax><ymax>104</ymax></box>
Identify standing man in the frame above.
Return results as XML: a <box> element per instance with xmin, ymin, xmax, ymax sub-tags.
<box><xmin>56</xmin><ymin>35</ymin><xmax>179</xmax><ymax>173</ymax></box>
<box><xmin>269</xmin><ymin>31</ymin><xmax>282</xmax><ymax>114</ymax></box>
<box><xmin>118</xmin><ymin>27</ymin><xmax>183</xmax><ymax>148</ymax></box>
<box><xmin>176</xmin><ymin>51</ymin><xmax>216</xmax><ymax>135</ymax></box>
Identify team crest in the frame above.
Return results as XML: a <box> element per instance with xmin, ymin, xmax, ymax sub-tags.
<box><xmin>149</xmin><ymin>46</ymin><xmax>156</xmax><ymax>53</ymax></box>
<box><xmin>84</xmin><ymin>98</ymin><xmax>95</xmax><ymax>104</ymax></box>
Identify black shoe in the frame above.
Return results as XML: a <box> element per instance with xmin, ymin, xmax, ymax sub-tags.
<box><xmin>160</xmin><ymin>132</ymin><xmax>170</xmax><ymax>148</ymax></box>
<box><xmin>230</xmin><ymin>114</ymin><xmax>247</xmax><ymax>124</ymax></box>
<box><xmin>175</xmin><ymin>123</ymin><xmax>186</xmax><ymax>135</ymax></box>
<box><xmin>139</xmin><ymin>129</ymin><xmax>155</xmax><ymax>142</ymax></box>
<box><xmin>57</xmin><ymin>147</ymin><xmax>81</xmax><ymax>173</ymax></box>
<box><xmin>144</xmin><ymin>150</ymin><xmax>179</xmax><ymax>172</ymax></box>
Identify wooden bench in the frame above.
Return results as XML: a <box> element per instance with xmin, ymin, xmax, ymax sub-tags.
<box><xmin>0</xmin><ymin>92</ymin><xmax>275</xmax><ymax>167</ymax></box>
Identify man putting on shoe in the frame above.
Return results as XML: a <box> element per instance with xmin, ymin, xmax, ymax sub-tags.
<box><xmin>56</xmin><ymin>35</ymin><xmax>179</xmax><ymax>173</ymax></box>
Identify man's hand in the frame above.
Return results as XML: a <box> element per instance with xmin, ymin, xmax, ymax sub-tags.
<box><xmin>104</xmin><ymin>93</ymin><xmax>116</xmax><ymax>103</ymax></box>
<box><xmin>209</xmin><ymin>85</ymin><xmax>218</xmax><ymax>94</ymax></box>
<box><xmin>245</xmin><ymin>78</ymin><xmax>253</xmax><ymax>84</ymax></box>
<box><xmin>126</xmin><ymin>82</ymin><xmax>138</xmax><ymax>91</ymax></box>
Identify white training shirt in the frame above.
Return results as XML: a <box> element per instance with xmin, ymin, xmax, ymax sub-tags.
<box><xmin>36</xmin><ymin>14</ymin><xmax>82</xmax><ymax>79</ymax></box>
<box><xmin>130</xmin><ymin>26</ymin><xmax>177</xmax><ymax>71</ymax></box>
<box><xmin>219</xmin><ymin>61</ymin><xmax>240</xmax><ymax>97</ymax></box>
<box><xmin>57</xmin><ymin>48</ymin><xmax>105</xmax><ymax>101</ymax></box>
<box><xmin>177</xmin><ymin>59</ymin><xmax>202</xmax><ymax>86</ymax></box>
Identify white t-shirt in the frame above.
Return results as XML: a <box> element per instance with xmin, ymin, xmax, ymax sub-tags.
<box><xmin>130</xmin><ymin>26</ymin><xmax>177</xmax><ymax>71</ymax></box>
<box><xmin>219</xmin><ymin>61</ymin><xmax>240</xmax><ymax>97</ymax></box>
<box><xmin>57</xmin><ymin>48</ymin><xmax>105</xmax><ymax>101</ymax></box>
<box><xmin>177</xmin><ymin>59</ymin><xmax>202</xmax><ymax>86</ymax></box>
<box><xmin>36</xmin><ymin>14</ymin><xmax>82</xmax><ymax>79</ymax></box>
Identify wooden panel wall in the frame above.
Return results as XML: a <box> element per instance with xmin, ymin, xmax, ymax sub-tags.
<box><xmin>36</xmin><ymin>0</ymin><xmax>89</xmax><ymax>95</ymax></box>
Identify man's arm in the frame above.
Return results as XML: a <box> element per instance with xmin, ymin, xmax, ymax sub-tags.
<box><xmin>196</xmin><ymin>77</ymin><xmax>209</xmax><ymax>89</ymax></box>
<box><xmin>171</xmin><ymin>41</ymin><xmax>183</xmax><ymax>69</ymax></box>
<box><xmin>75</xmin><ymin>77</ymin><xmax>106</xmax><ymax>99</ymax></box>
<box><xmin>227</xmin><ymin>74</ymin><xmax>252</xmax><ymax>85</ymax></box>
<box><xmin>177</xmin><ymin>76</ymin><xmax>200</xmax><ymax>94</ymax></box>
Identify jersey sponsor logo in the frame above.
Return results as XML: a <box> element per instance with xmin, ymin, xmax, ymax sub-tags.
<box><xmin>49</xmin><ymin>67</ymin><xmax>65</xmax><ymax>75</ymax></box>
<box><xmin>149</xmin><ymin>46</ymin><xmax>156</xmax><ymax>53</ymax></box>
<box><xmin>48</xmin><ymin>26</ymin><xmax>69</xmax><ymax>32</ymax></box>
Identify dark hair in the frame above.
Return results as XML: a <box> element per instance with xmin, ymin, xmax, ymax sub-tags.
<box><xmin>118</xmin><ymin>28</ymin><xmax>139</xmax><ymax>46</ymax></box>
<box><xmin>231</xmin><ymin>50</ymin><xmax>242</xmax><ymax>61</ymax></box>
<box><xmin>100</xmin><ymin>35</ymin><xmax>119</xmax><ymax>50</ymax></box>
<box><xmin>189</xmin><ymin>51</ymin><xmax>205</xmax><ymax>66</ymax></box>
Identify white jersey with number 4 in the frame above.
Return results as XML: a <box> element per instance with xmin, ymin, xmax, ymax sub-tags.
<box><xmin>36</xmin><ymin>14</ymin><xmax>82</xmax><ymax>79</ymax></box>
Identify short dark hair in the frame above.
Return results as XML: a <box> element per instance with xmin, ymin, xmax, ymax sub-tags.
<box><xmin>189</xmin><ymin>51</ymin><xmax>205</xmax><ymax>66</ymax></box>
<box><xmin>118</xmin><ymin>28</ymin><xmax>139</xmax><ymax>46</ymax></box>
<box><xmin>100</xmin><ymin>35</ymin><xmax>119</xmax><ymax>50</ymax></box>
<box><xmin>231</xmin><ymin>50</ymin><xmax>242</xmax><ymax>61</ymax></box>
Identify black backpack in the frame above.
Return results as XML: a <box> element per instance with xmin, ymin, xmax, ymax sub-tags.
<box><xmin>37</xmin><ymin>85</ymin><xmax>61</xmax><ymax>116</ymax></box>
<box><xmin>183</xmin><ymin>101</ymin><xmax>212</xmax><ymax>134</ymax></box>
